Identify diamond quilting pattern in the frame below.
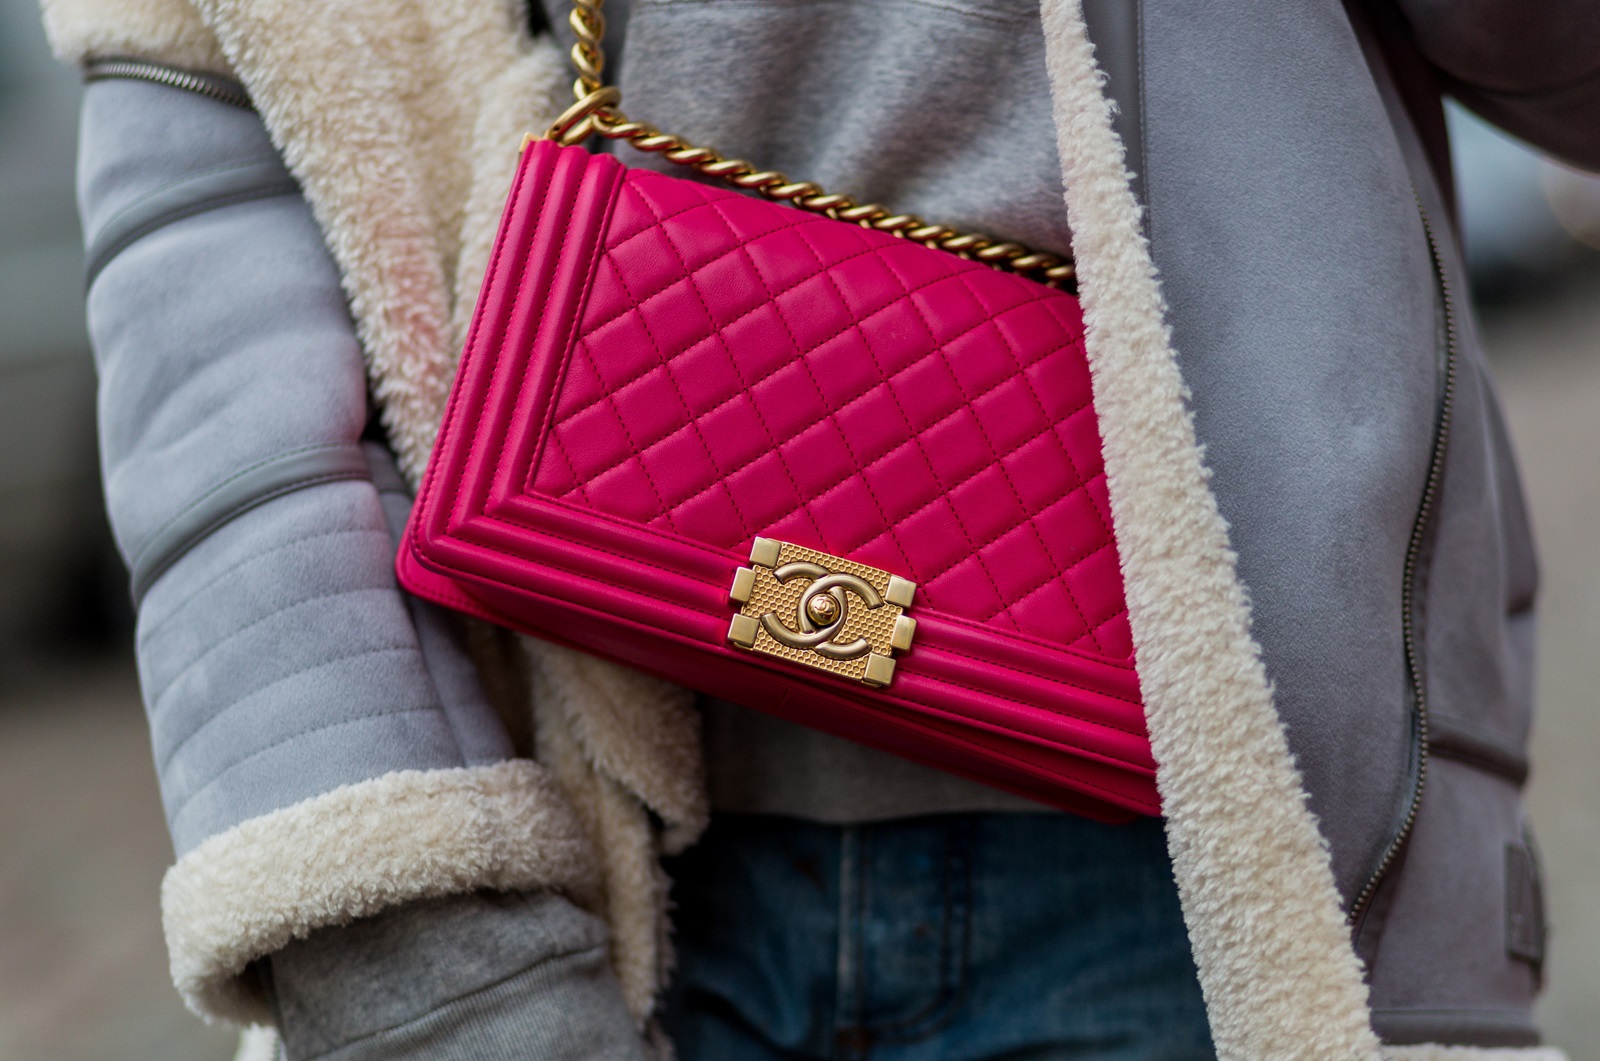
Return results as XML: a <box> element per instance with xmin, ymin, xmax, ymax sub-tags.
<box><xmin>531</xmin><ymin>167</ymin><xmax>1131</xmax><ymax>660</ymax></box>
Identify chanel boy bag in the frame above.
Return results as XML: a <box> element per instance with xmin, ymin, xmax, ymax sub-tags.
<box><xmin>399</xmin><ymin>0</ymin><xmax>1158</xmax><ymax>819</ymax></box>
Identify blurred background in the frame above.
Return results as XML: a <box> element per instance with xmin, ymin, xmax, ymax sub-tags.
<box><xmin>0</xmin><ymin>1</ymin><xmax>1597</xmax><ymax>1057</ymax></box>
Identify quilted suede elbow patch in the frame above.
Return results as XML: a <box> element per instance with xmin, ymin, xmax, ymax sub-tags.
<box><xmin>160</xmin><ymin>761</ymin><xmax>599</xmax><ymax>1026</ymax></box>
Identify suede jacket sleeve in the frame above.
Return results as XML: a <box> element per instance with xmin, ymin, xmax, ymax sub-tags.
<box><xmin>1394</xmin><ymin>0</ymin><xmax>1600</xmax><ymax>169</ymax></box>
<box><xmin>78</xmin><ymin>75</ymin><xmax>641</xmax><ymax>1056</ymax></box>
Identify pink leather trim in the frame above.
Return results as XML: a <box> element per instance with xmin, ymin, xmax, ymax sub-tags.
<box><xmin>402</xmin><ymin>141</ymin><xmax>1158</xmax><ymax>817</ymax></box>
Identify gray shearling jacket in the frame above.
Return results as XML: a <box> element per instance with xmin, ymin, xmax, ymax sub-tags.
<box><xmin>44</xmin><ymin>0</ymin><xmax>1600</xmax><ymax>1056</ymax></box>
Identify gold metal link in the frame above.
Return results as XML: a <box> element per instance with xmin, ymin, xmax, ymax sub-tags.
<box><xmin>546</xmin><ymin>0</ymin><xmax>1075</xmax><ymax>286</ymax></box>
<box><xmin>767</xmin><ymin>181</ymin><xmax>821</xmax><ymax>201</ymax></box>
<box><xmin>798</xmin><ymin>193</ymin><xmax>851</xmax><ymax>212</ymax></box>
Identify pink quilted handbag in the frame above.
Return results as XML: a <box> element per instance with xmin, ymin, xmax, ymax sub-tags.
<box><xmin>399</xmin><ymin>9</ymin><xmax>1157</xmax><ymax>820</ymax></box>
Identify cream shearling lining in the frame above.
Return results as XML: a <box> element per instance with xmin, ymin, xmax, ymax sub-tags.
<box><xmin>1041</xmin><ymin>1</ymin><xmax>1380</xmax><ymax>1058</ymax></box>
<box><xmin>161</xmin><ymin>761</ymin><xmax>598</xmax><ymax>1026</ymax></box>
<box><xmin>527</xmin><ymin>640</ymin><xmax>703</xmax><ymax>1024</ymax></box>
<box><xmin>185</xmin><ymin>0</ymin><xmax>571</xmax><ymax>486</ymax></box>
<box><xmin>525</xmin><ymin>640</ymin><xmax>707</xmax><ymax>853</ymax></box>
<box><xmin>39</xmin><ymin>0</ymin><xmax>229</xmax><ymax>72</ymax></box>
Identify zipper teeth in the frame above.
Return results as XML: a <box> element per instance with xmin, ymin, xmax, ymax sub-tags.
<box><xmin>82</xmin><ymin>58</ymin><xmax>254</xmax><ymax>111</ymax></box>
<box><xmin>1349</xmin><ymin>198</ymin><xmax>1459</xmax><ymax>928</ymax></box>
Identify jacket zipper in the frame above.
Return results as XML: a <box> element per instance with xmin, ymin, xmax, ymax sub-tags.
<box><xmin>82</xmin><ymin>57</ymin><xmax>254</xmax><ymax>111</ymax></box>
<box><xmin>1349</xmin><ymin>198</ymin><xmax>1459</xmax><ymax>928</ymax></box>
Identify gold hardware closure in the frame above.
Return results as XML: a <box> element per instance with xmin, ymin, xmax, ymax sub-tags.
<box><xmin>727</xmin><ymin>538</ymin><xmax>917</xmax><ymax>688</ymax></box>
<box><xmin>543</xmin><ymin>0</ymin><xmax>1076</xmax><ymax>288</ymax></box>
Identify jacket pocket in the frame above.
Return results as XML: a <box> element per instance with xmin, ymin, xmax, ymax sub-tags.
<box><xmin>1365</xmin><ymin>756</ymin><xmax>1546</xmax><ymax>1049</ymax></box>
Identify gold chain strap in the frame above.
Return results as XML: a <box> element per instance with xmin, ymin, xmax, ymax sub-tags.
<box><xmin>543</xmin><ymin>0</ymin><xmax>1076</xmax><ymax>286</ymax></box>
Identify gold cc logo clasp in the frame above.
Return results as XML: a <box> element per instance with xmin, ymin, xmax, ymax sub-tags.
<box><xmin>760</xmin><ymin>563</ymin><xmax>882</xmax><ymax>660</ymax></box>
<box><xmin>727</xmin><ymin>538</ymin><xmax>917</xmax><ymax>688</ymax></box>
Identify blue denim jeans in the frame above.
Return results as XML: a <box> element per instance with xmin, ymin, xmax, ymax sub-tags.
<box><xmin>661</xmin><ymin>813</ymin><xmax>1215</xmax><ymax>1060</ymax></box>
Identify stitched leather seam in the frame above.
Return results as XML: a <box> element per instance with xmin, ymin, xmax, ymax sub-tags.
<box><xmin>524</xmin><ymin>166</ymin><xmax>1124</xmax><ymax>647</ymax></box>
<box><xmin>158</xmin><ymin>644</ymin><xmax>422</xmax><ymax>783</ymax></box>
<box><xmin>548</xmin><ymin>210</ymin><xmax>892</xmax><ymax>438</ymax></box>
<box><xmin>466</xmin><ymin>503</ymin><xmax>1148</xmax><ymax>714</ymax></box>
<box><xmin>551</xmin><ymin>180</ymin><xmax>1081</xmax><ymax>533</ymax></box>
<box><xmin>559</xmin><ymin>182</ymin><xmax>827</xmax><ymax>359</ymax></box>
<box><xmin>926</xmin><ymin>635</ymin><xmax>1142</xmax><ymax>717</ymax></box>
<box><xmin>559</xmin><ymin>267</ymin><xmax>1010</xmax><ymax>513</ymax></box>
<box><xmin>883</xmin><ymin>433</ymin><xmax>1101</xmax><ymax>588</ymax></box>
<box><xmin>689</xmin><ymin>196</ymin><xmax>914</xmax><ymax>568</ymax></box>
<box><xmin>430</xmin><ymin>154</ymin><xmax>1143</xmax><ymax>733</ymax></box>
<box><xmin>595</xmin><ymin>185</ymin><xmax>765</xmax><ymax>540</ymax></box>
<box><xmin>1064</xmin><ymin>609</ymin><xmax>1131</xmax><ymax>655</ymax></box>
<box><xmin>128</xmin><ymin>442</ymin><xmax>355</xmax><ymax>577</ymax></box>
<box><xmin>884</xmin><ymin>261</ymin><xmax>1104</xmax><ymax>651</ymax></box>
<box><xmin>549</xmin><ymin>191</ymin><xmax>684</xmax><ymax>525</ymax></box>
<box><xmin>89</xmin><ymin>157</ymin><xmax>287</xmax><ymax>259</ymax></box>
<box><xmin>562</xmin><ymin>261</ymin><xmax>1072</xmax><ymax>533</ymax></box>
<box><xmin>544</xmin><ymin>185</ymin><xmax>1121</xmax><ymax>642</ymax></box>
<box><xmin>924</xmin><ymin>495</ymin><xmax>1116</xmax><ymax>612</ymax></box>
<box><xmin>584</xmin><ymin>184</ymin><xmax>737</xmax><ymax>257</ymax></box>
<box><xmin>150</xmin><ymin>586</ymin><xmax>401</xmax><ymax>739</ymax></box>
<box><xmin>538</xmin><ymin>200</ymin><xmax>829</xmax><ymax>462</ymax></box>
<box><xmin>691</xmin><ymin>351</ymin><xmax>1105</xmax><ymax>627</ymax></box>
<box><xmin>703</xmin><ymin>199</ymin><xmax>875</xmax><ymax>546</ymax></box>
<box><xmin>476</xmin><ymin>147</ymin><xmax>621</xmax><ymax>557</ymax></box>
<box><xmin>876</xmin><ymin>707</ymin><xmax>1152</xmax><ymax>802</ymax></box>
<box><xmin>948</xmin><ymin>269</ymin><xmax>1120</xmax><ymax>636</ymax></box>
<box><xmin>843</xmin><ymin>312</ymin><xmax>1114</xmax><ymax>641</ymax></box>
<box><xmin>642</xmin><ymin>186</ymin><xmax>833</xmax><ymax>545</ymax></box>
<box><xmin>137</xmin><ymin>526</ymin><xmax>387</xmax><ymax>646</ymax></box>
<box><xmin>168</xmin><ymin>696</ymin><xmax>439</xmax><ymax>835</ymax></box>
<box><xmin>543</xmin><ymin>403</ymin><xmax>597</xmax><ymax>506</ymax></box>
<box><xmin>1030</xmin><ymin>582</ymin><xmax>1132</xmax><ymax>656</ymax></box>
<box><xmin>783</xmin><ymin>220</ymin><xmax>1007</xmax><ymax>611</ymax></box>
<box><xmin>850</xmin><ymin>687</ymin><xmax>1150</xmax><ymax>789</ymax></box>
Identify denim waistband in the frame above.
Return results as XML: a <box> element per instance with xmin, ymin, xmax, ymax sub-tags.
<box><xmin>661</xmin><ymin>812</ymin><xmax>1214</xmax><ymax>1061</ymax></box>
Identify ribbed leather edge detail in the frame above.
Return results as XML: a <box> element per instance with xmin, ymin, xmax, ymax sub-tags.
<box><xmin>85</xmin><ymin>157</ymin><xmax>299</xmax><ymax>288</ymax></box>
<box><xmin>129</xmin><ymin>443</ymin><xmax>372</xmax><ymax>602</ymax></box>
<box><xmin>1427</xmin><ymin>716</ymin><xmax>1530</xmax><ymax>786</ymax></box>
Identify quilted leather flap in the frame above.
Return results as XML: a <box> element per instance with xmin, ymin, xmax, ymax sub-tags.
<box><xmin>504</xmin><ymin>142</ymin><xmax>1135</xmax><ymax>661</ymax></box>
